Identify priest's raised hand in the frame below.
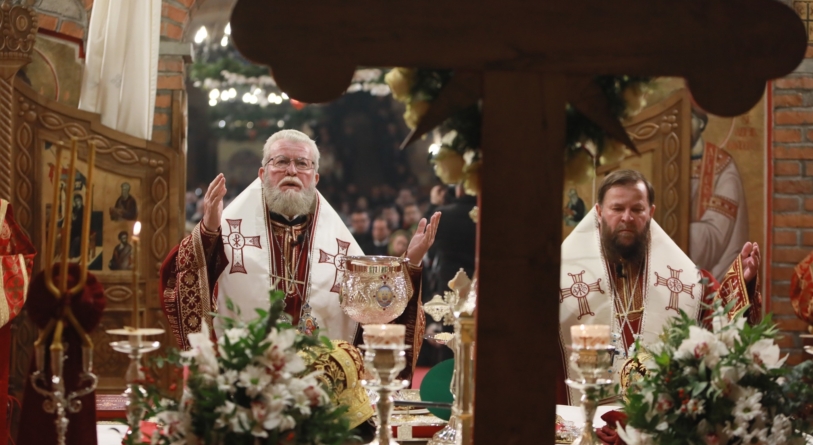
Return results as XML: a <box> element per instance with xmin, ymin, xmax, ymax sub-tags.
<box><xmin>741</xmin><ymin>241</ymin><xmax>760</xmax><ymax>284</ymax></box>
<box><xmin>202</xmin><ymin>173</ymin><xmax>227</xmax><ymax>232</ymax></box>
<box><xmin>405</xmin><ymin>212</ymin><xmax>441</xmax><ymax>266</ymax></box>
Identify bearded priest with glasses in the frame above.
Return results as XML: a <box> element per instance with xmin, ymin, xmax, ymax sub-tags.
<box><xmin>160</xmin><ymin>130</ymin><xmax>440</xmax><ymax>428</ymax></box>
<box><xmin>557</xmin><ymin>169</ymin><xmax>761</xmax><ymax>406</ymax></box>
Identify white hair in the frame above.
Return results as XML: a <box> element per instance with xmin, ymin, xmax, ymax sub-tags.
<box><xmin>261</xmin><ymin>129</ymin><xmax>320</xmax><ymax>170</ymax></box>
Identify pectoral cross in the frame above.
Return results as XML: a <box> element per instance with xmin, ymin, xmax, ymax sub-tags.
<box><xmin>270</xmin><ymin>273</ymin><xmax>306</xmax><ymax>298</ymax></box>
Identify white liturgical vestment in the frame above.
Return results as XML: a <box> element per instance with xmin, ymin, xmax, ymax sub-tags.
<box><xmin>559</xmin><ymin>209</ymin><xmax>703</xmax><ymax>404</ymax></box>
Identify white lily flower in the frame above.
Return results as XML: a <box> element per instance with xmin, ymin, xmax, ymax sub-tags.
<box><xmin>221</xmin><ymin>327</ymin><xmax>248</xmax><ymax>346</ymax></box>
<box><xmin>180</xmin><ymin>323</ymin><xmax>219</xmax><ymax>376</ymax></box>
<box><xmin>675</xmin><ymin>326</ymin><xmax>728</xmax><ymax>368</ymax></box>
<box><xmin>746</xmin><ymin>339</ymin><xmax>787</xmax><ymax>373</ymax></box>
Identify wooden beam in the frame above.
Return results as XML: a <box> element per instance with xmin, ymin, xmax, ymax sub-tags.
<box><xmin>475</xmin><ymin>71</ymin><xmax>566</xmax><ymax>444</ymax></box>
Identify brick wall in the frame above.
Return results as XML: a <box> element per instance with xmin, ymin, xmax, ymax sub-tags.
<box><xmin>152</xmin><ymin>0</ymin><xmax>194</xmax><ymax>145</ymax></box>
<box><xmin>32</xmin><ymin>0</ymin><xmax>198</xmax><ymax>145</ymax></box>
<box><xmin>771</xmin><ymin>44</ymin><xmax>813</xmax><ymax>366</ymax></box>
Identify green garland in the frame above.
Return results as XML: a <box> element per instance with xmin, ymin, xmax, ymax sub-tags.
<box><xmin>189</xmin><ymin>41</ymin><xmax>320</xmax><ymax>141</ymax></box>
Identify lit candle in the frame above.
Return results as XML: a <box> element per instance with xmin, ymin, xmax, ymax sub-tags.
<box><xmin>571</xmin><ymin>324</ymin><xmax>610</xmax><ymax>349</ymax></box>
<box><xmin>363</xmin><ymin>324</ymin><xmax>405</xmax><ymax>347</ymax></box>
<box><xmin>131</xmin><ymin>221</ymin><xmax>141</xmax><ymax>328</ymax></box>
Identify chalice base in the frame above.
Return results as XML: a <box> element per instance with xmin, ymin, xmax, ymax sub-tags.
<box><xmin>427</xmin><ymin>415</ymin><xmax>460</xmax><ymax>445</ymax></box>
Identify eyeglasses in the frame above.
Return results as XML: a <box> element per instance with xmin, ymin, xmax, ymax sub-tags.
<box><xmin>264</xmin><ymin>155</ymin><xmax>315</xmax><ymax>171</ymax></box>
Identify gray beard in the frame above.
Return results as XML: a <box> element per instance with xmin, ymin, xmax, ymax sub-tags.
<box><xmin>263</xmin><ymin>184</ymin><xmax>316</xmax><ymax>217</ymax></box>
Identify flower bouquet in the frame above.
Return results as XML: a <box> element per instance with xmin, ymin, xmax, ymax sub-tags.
<box><xmin>140</xmin><ymin>291</ymin><xmax>356</xmax><ymax>445</ymax></box>
<box><xmin>619</xmin><ymin>302</ymin><xmax>813</xmax><ymax>445</ymax></box>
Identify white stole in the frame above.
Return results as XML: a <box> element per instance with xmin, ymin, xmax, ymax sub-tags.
<box><xmin>216</xmin><ymin>179</ymin><xmax>362</xmax><ymax>342</ymax></box>
<box><xmin>559</xmin><ymin>208</ymin><xmax>702</xmax><ymax>404</ymax></box>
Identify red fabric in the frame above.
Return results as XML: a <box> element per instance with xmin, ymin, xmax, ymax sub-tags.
<box><xmin>596</xmin><ymin>410</ymin><xmax>627</xmax><ymax>445</ymax></box>
<box><xmin>0</xmin><ymin>325</ymin><xmax>10</xmax><ymax>444</ymax></box>
<box><xmin>791</xmin><ymin>251</ymin><xmax>813</xmax><ymax>325</ymax></box>
<box><xmin>18</xmin><ymin>264</ymin><xmax>105</xmax><ymax>445</ymax></box>
<box><xmin>0</xmin><ymin>201</ymin><xmax>36</xmax><ymax>444</ymax></box>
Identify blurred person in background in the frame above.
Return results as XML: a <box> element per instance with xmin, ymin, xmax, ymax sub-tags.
<box><xmin>388</xmin><ymin>230</ymin><xmax>411</xmax><ymax>257</ymax></box>
<box><xmin>351</xmin><ymin>209</ymin><xmax>374</xmax><ymax>253</ymax></box>
<box><xmin>382</xmin><ymin>204</ymin><xmax>401</xmax><ymax>231</ymax></box>
<box><xmin>370</xmin><ymin>216</ymin><xmax>391</xmax><ymax>255</ymax></box>
<box><xmin>402</xmin><ymin>203</ymin><xmax>422</xmax><ymax>234</ymax></box>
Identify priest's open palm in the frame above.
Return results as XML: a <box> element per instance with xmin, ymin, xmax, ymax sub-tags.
<box><xmin>406</xmin><ymin>212</ymin><xmax>441</xmax><ymax>266</ymax></box>
<box><xmin>741</xmin><ymin>241</ymin><xmax>760</xmax><ymax>284</ymax></box>
<box><xmin>203</xmin><ymin>173</ymin><xmax>227</xmax><ymax>232</ymax></box>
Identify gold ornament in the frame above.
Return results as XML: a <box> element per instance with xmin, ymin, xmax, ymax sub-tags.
<box><xmin>619</xmin><ymin>352</ymin><xmax>652</xmax><ymax>399</ymax></box>
<box><xmin>384</xmin><ymin>67</ymin><xmax>416</xmax><ymax>102</ymax></box>
<box><xmin>432</xmin><ymin>147</ymin><xmax>465</xmax><ymax>184</ymax></box>
<box><xmin>463</xmin><ymin>160</ymin><xmax>482</xmax><ymax>196</ymax></box>
<box><xmin>403</xmin><ymin>99</ymin><xmax>430</xmax><ymax>129</ymax></box>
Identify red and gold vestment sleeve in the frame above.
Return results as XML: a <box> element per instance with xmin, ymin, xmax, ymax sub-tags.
<box><xmin>790</xmin><ymin>250</ymin><xmax>813</xmax><ymax>326</ymax></box>
<box><xmin>0</xmin><ymin>200</ymin><xmax>35</xmax><ymax>328</ymax></box>
<box><xmin>159</xmin><ymin>222</ymin><xmax>228</xmax><ymax>350</ymax></box>
<box><xmin>702</xmin><ymin>254</ymin><xmax>761</xmax><ymax>325</ymax></box>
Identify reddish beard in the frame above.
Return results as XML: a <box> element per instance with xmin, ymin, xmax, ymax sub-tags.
<box><xmin>600</xmin><ymin>217</ymin><xmax>650</xmax><ymax>264</ymax></box>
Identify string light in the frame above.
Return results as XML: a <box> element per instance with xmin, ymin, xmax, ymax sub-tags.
<box><xmin>194</xmin><ymin>26</ymin><xmax>208</xmax><ymax>44</ymax></box>
<box><xmin>428</xmin><ymin>143</ymin><xmax>441</xmax><ymax>156</ymax></box>
<box><xmin>221</xmin><ymin>35</ymin><xmax>228</xmax><ymax>47</ymax></box>
<box><xmin>224</xmin><ymin>23</ymin><xmax>231</xmax><ymax>35</ymax></box>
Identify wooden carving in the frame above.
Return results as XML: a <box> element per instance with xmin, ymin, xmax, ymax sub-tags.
<box><xmin>230</xmin><ymin>0</ymin><xmax>804</xmax><ymax>117</ymax></box>
<box><xmin>0</xmin><ymin>0</ymin><xmax>37</xmax><ymax>204</ymax></box>
<box><xmin>3</xmin><ymin>40</ymin><xmax>185</xmax><ymax>423</ymax></box>
<box><xmin>228</xmin><ymin>1</ymin><xmax>806</xmax><ymax>443</ymax></box>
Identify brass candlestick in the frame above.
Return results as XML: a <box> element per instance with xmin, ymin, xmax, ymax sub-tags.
<box><xmin>31</xmin><ymin>139</ymin><xmax>98</xmax><ymax>445</ymax></box>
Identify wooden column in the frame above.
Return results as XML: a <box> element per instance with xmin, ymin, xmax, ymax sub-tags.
<box><xmin>475</xmin><ymin>72</ymin><xmax>566</xmax><ymax>443</ymax></box>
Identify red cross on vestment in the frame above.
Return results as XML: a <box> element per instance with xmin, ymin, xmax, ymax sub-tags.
<box><xmin>655</xmin><ymin>266</ymin><xmax>695</xmax><ymax>313</ymax></box>
<box><xmin>318</xmin><ymin>238</ymin><xmax>351</xmax><ymax>293</ymax></box>
<box><xmin>560</xmin><ymin>270</ymin><xmax>603</xmax><ymax>320</ymax></box>
<box><xmin>221</xmin><ymin>219</ymin><xmax>262</xmax><ymax>274</ymax></box>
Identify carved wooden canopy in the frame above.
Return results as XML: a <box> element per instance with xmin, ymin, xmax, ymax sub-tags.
<box><xmin>230</xmin><ymin>0</ymin><xmax>805</xmax><ymax>116</ymax></box>
<box><xmin>228</xmin><ymin>1</ymin><xmax>806</xmax><ymax>443</ymax></box>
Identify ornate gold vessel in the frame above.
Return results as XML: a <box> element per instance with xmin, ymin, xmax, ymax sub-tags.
<box><xmin>340</xmin><ymin>256</ymin><xmax>413</xmax><ymax>324</ymax></box>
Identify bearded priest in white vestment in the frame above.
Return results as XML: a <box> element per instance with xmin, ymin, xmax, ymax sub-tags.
<box><xmin>160</xmin><ymin>130</ymin><xmax>440</xmax><ymax>384</ymax></box>
<box><xmin>557</xmin><ymin>170</ymin><xmax>761</xmax><ymax>405</ymax></box>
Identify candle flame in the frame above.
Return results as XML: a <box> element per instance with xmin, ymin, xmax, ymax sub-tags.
<box><xmin>133</xmin><ymin>221</ymin><xmax>141</xmax><ymax>237</ymax></box>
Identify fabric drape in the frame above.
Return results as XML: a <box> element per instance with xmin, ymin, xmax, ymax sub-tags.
<box><xmin>79</xmin><ymin>0</ymin><xmax>161</xmax><ymax>140</ymax></box>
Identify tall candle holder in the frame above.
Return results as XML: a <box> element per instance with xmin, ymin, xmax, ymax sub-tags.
<box><xmin>565</xmin><ymin>324</ymin><xmax>615</xmax><ymax>445</ymax></box>
<box><xmin>106</xmin><ymin>219</ymin><xmax>165</xmax><ymax>439</ymax></box>
<box><xmin>422</xmin><ymin>269</ymin><xmax>477</xmax><ymax>445</ymax></box>
<box><xmin>31</xmin><ymin>139</ymin><xmax>98</xmax><ymax>445</ymax></box>
<box><xmin>107</xmin><ymin>328</ymin><xmax>164</xmax><ymax>441</ymax></box>
<box><xmin>360</xmin><ymin>334</ymin><xmax>410</xmax><ymax>445</ymax></box>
